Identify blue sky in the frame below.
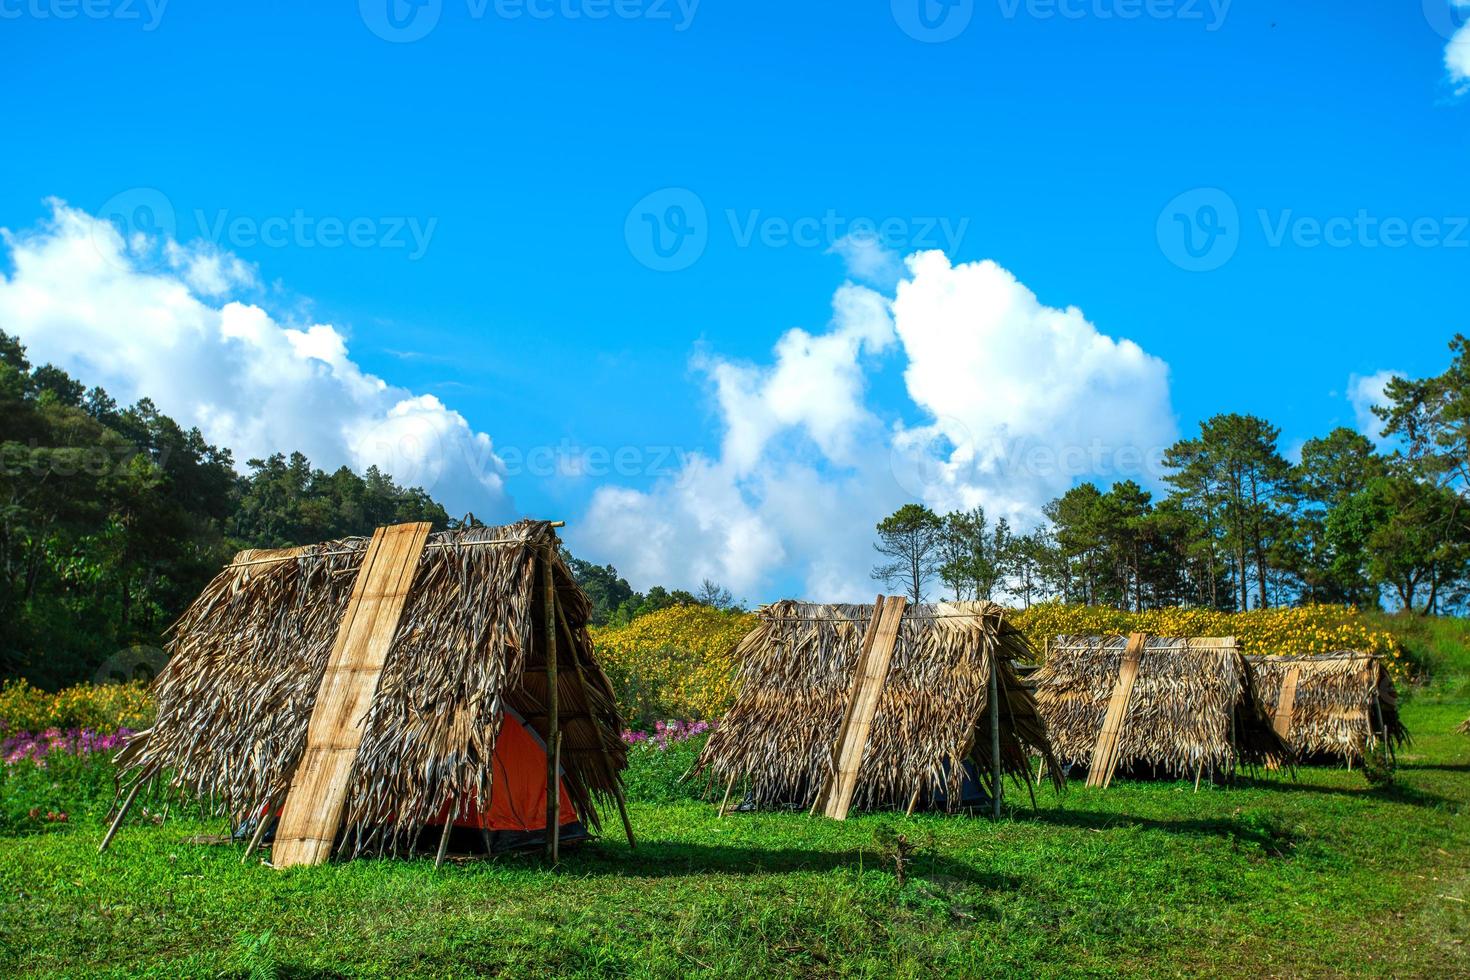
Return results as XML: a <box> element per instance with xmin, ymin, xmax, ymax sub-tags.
<box><xmin>1</xmin><ymin>1</ymin><xmax>1468</xmax><ymax>602</ymax></box>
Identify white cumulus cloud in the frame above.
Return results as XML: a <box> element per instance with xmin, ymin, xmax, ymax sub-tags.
<box><xmin>1448</xmin><ymin>2</ymin><xmax>1470</xmax><ymax>94</ymax></box>
<box><xmin>579</xmin><ymin>252</ymin><xmax>1177</xmax><ymax>600</ymax></box>
<box><xmin>0</xmin><ymin>200</ymin><xmax>510</xmax><ymax>518</ymax></box>
<box><xmin>1348</xmin><ymin>370</ymin><xmax>1401</xmax><ymax>446</ymax></box>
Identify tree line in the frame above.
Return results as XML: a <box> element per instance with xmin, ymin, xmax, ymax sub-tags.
<box><xmin>873</xmin><ymin>335</ymin><xmax>1470</xmax><ymax>615</ymax></box>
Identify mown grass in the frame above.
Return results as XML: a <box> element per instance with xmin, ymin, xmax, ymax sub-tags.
<box><xmin>2</xmin><ymin>617</ymin><xmax>1469</xmax><ymax>978</ymax></box>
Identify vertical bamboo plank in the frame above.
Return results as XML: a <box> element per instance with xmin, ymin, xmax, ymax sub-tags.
<box><xmin>272</xmin><ymin>522</ymin><xmax>431</xmax><ymax>868</ymax></box>
<box><xmin>822</xmin><ymin>595</ymin><xmax>908</xmax><ymax>820</ymax></box>
<box><xmin>543</xmin><ymin>547</ymin><xmax>561</xmax><ymax>862</ymax></box>
<box><xmin>1087</xmin><ymin>632</ymin><xmax>1147</xmax><ymax>790</ymax></box>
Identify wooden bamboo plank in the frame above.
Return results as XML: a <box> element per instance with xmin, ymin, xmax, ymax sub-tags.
<box><xmin>1086</xmin><ymin>632</ymin><xmax>1147</xmax><ymax>790</ymax></box>
<box><xmin>1271</xmin><ymin>665</ymin><xmax>1301</xmax><ymax>739</ymax></box>
<box><xmin>822</xmin><ymin>595</ymin><xmax>908</xmax><ymax>820</ymax></box>
<box><xmin>271</xmin><ymin>522</ymin><xmax>431</xmax><ymax>868</ymax></box>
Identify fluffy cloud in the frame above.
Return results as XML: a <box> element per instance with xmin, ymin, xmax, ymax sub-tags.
<box><xmin>581</xmin><ymin>251</ymin><xmax>1177</xmax><ymax>600</ymax></box>
<box><xmin>1348</xmin><ymin>370</ymin><xmax>1401</xmax><ymax>446</ymax></box>
<box><xmin>890</xmin><ymin>251</ymin><xmax>1175</xmax><ymax>522</ymax></box>
<box><xmin>1440</xmin><ymin>2</ymin><xmax>1470</xmax><ymax>93</ymax></box>
<box><xmin>0</xmin><ymin>200</ymin><xmax>510</xmax><ymax>518</ymax></box>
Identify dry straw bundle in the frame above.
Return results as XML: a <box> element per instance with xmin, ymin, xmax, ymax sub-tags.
<box><xmin>111</xmin><ymin>520</ymin><xmax>627</xmax><ymax>858</ymax></box>
<box><xmin>1247</xmin><ymin>652</ymin><xmax>1408</xmax><ymax>764</ymax></box>
<box><xmin>692</xmin><ymin>600</ymin><xmax>1061</xmax><ymax>812</ymax></box>
<box><xmin>1034</xmin><ymin>635</ymin><xmax>1290</xmax><ymax>782</ymax></box>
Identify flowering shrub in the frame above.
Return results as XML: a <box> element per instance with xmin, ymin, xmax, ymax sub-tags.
<box><xmin>0</xmin><ymin>679</ymin><xmax>154</xmax><ymax>736</ymax></box>
<box><xmin>592</xmin><ymin>606</ymin><xmax>757</xmax><ymax>725</ymax></box>
<box><xmin>3</xmin><ymin>727</ymin><xmax>136</xmax><ymax>767</ymax></box>
<box><xmin>1010</xmin><ymin>604</ymin><xmax>1409</xmax><ymax>680</ymax></box>
<box><xmin>622</xmin><ymin>719</ymin><xmax>712</xmax><ymax>750</ymax></box>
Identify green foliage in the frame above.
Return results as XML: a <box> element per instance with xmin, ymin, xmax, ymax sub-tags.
<box><xmin>620</xmin><ymin>736</ymin><xmax>709</xmax><ymax>805</ymax></box>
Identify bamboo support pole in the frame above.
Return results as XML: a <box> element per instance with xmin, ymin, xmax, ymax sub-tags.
<box><xmin>718</xmin><ymin>776</ymin><xmax>736</xmax><ymax>817</ymax></box>
<box><xmin>989</xmin><ymin>651</ymin><xmax>1002</xmax><ymax>820</ymax></box>
<box><xmin>241</xmin><ymin>796</ymin><xmax>279</xmax><ymax>863</ymax></box>
<box><xmin>554</xmin><ymin>599</ymin><xmax>635</xmax><ymax>850</ymax></box>
<box><xmin>905</xmin><ymin>787</ymin><xmax>921</xmax><ymax>818</ymax></box>
<box><xmin>99</xmin><ymin>780</ymin><xmax>144</xmax><ymax>854</ymax></box>
<box><xmin>543</xmin><ymin>548</ymin><xmax>561</xmax><ymax>862</ymax></box>
<box><xmin>435</xmin><ymin>800</ymin><xmax>459</xmax><ymax>870</ymax></box>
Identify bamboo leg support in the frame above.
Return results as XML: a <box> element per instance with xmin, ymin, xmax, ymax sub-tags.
<box><xmin>99</xmin><ymin>781</ymin><xmax>143</xmax><ymax>854</ymax></box>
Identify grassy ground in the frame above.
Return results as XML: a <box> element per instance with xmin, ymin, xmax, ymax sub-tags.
<box><xmin>2</xmin><ymin>619</ymin><xmax>1469</xmax><ymax>978</ymax></box>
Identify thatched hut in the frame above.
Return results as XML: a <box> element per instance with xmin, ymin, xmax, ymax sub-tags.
<box><xmin>1033</xmin><ymin>634</ymin><xmax>1291</xmax><ymax>787</ymax></box>
<box><xmin>691</xmin><ymin>599</ymin><xmax>1062</xmax><ymax>817</ymax></box>
<box><xmin>1247</xmin><ymin>652</ymin><xmax>1408</xmax><ymax>766</ymax></box>
<box><xmin>108</xmin><ymin>520</ymin><xmax>631</xmax><ymax>865</ymax></box>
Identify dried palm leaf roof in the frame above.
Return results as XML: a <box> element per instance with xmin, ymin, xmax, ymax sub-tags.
<box><xmin>113</xmin><ymin>520</ymin><xmax>626</xmax><ymax>853</ymax></box>
<box><xmin>692</xmin><ymin>600</ymin><xmax>1062</xmax><ymax>811</ymax></box>
<box><xmin>1247</xmin><ymin>651</ymin><xmax>1408</xmax><ymax>763</ymax></box>
<box><xmin>1034</xmin><ymin>635</ymin><xmax>1290</xmax><ymax>780</ymax></box>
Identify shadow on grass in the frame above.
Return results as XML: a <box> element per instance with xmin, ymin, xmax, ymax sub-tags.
<box><xmin>1232</xmin><ymin>774</ymin><xmax>1459</xmax><ymax>808</ymax></box>
<box><xmin>556</xmin><ymin>840</ymin><xmax>1017</xmax><ymax>886</ymax></box>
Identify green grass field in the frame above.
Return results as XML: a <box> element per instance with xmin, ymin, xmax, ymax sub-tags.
<box><xmin>3</xmin><ymin>620</ymin><xmax>1469</xmax><ymax>978</ymax></box>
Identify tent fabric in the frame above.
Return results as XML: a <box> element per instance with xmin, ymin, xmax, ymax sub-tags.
<box><xmin>434</xmin><ymin>709</ymin><xmax>579</xmax><ymax>831</ymax></box>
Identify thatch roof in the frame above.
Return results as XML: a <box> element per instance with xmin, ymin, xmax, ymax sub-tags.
<box><xmin>692</xmin><ymin>600</ymin><xmax>1061</xmax><ymax>812</ymax></box>
<box><xmin>1247</xmin><ymin>652</ymin><xmax>1408</xmax><ymax>763</ymax></box>
<box><xmin>1034</xmin><ymin>635</ymin><xmax>1290</xmax><ymax>781</ymax></box>
<box><xmin>113</xmin><ymin>520</ymin><xmax>626</xmax><ymax>855</ymax></box>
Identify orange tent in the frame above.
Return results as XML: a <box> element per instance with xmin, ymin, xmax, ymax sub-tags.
<box><xmin>434</xmin><ymin>707</ymin><xmax>579</xmax><ymax>832</ymax></box>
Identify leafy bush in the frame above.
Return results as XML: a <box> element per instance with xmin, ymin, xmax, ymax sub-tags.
<box><xmin>592</xmin><ymin>606</ymin><xmax>756</xmax><ymax>725</ymax></box>
<box><xmin>0</xmin><ymin>678</ymin><xmax>154</xmax><ymax>735</ymax></box>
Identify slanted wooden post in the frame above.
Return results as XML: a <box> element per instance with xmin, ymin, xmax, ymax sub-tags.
<box><xmin>817</xmin><ymin>595</ymin><xmax>907</xmax><ymax>820</ymax></box>
<box><xmin>1087</xmin><ymin>633</ymin><xmax>1147</xmax><ymax>789</ymax></box>
<box><xmin>98</xmin><ymin>779</ymin><xmax>144</xmax><ymax>854</ymax></box>
<box><xmin>272</xmin><ymin>522</ymin><xmax>432</xmax><ymax>869</ymax></box>
<box><xmin>554</xmin><ymin>601</ymin><xmax>635</xmax><ymax>849</ymax></box>
<box><xmin>989</xmin><ymin>647</ymin><xmax>1002</xmax><ymax>819</ymax></box>
<box><xmin>543</xmin><ymin>546</ymin><xmax>561</xmax><ymax>863</ymax></box>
